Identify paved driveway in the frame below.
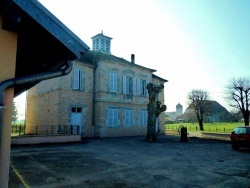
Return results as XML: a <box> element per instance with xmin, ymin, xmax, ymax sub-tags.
<box><xmin>9</xmin><ymin>135</ymin><xmax>250</xmax><ymax>188</ymax></box>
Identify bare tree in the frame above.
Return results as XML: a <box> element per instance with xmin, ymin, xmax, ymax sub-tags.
<box><xmin>187</xmin><ymin>90</ymin><xmax>211</xmax><ymax>131</ymax></box>
<box><xmin>225</xmin><ymin>77</ymin><xmax>250</xmax><ymax>126</ymax></box>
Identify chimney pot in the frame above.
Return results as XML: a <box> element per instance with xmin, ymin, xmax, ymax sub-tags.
<box><xmin>131</xmin><ymin>54</ymin><xmax>135</xmax><ymax>63</ymax></box>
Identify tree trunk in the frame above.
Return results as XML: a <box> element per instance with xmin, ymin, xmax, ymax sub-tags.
<box><xmin>146</xmin><ymin>114</ymin><xmax>157</xmax><ymax>142</ymax></box>
<box><xmin>243</xmin><ymin>111</ymin><xmax>249</xmax><ymax>126</ymax></box>
<box><xmin>198</xmin><ymin>119</ymin><xmax>204</xmax><ymax>131</ymax></box>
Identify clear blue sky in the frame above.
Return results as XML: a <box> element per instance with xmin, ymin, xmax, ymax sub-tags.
<box><xmin>15</xmin><ymin>0</ymin><xmax>250</xmax><ymax>118</ymax></box>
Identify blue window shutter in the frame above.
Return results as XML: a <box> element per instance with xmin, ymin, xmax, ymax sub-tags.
<box><xmin>131</xmin><ymin>110</ymin><xmax>134</xmax><ymax>126</ymax></box>
<box><xmin>73</xmin><ymin>69</ymin><xmax>80</xmax><ymax>89</ymax></box>
<box><xmin>114</xmin><ymin>74</ymin><xmax>117</xmax><ymax>92</ymax></box>
<box><xmin>133</xmin><ymin>78</ymin><xmax>136</xmax><ymax>95</ymax></box>
<box><xmin>139</xmin><ymin>110</ymin><xmax>143</xmax><ymax>126</ymax></box>
<box><xmin>146</xmin><ymin>80</ymin><xmax>149</xmax><ymax>96</ymax></box>
<box><xmin>108</xmin><ymin>109</ymin><xmax>113</xmax><ymax>126</ymax></box>
<box><xmin>79</xmin><ymin>70</ymin><xmax>83</xmax><ymax>90</ymax></box>
<box><xmin>114</xmin><ymin>109</ymin><xmax>118</xmax><ymax>126</ymax></box>
<box><xmin>144</xmin><ymin>110</ymin><xmax>148</xmax><ymax>125</ymax></box>
<box><xmin>137</xmin><ymin>78</ymin><xmax>141</xmax><ymax>96</ymax></box>
<box><xmin>123</xmin><ymin>75</ymin><xmax>127</xmax><ymax>94</ymax></box>
<box><xmin>109</xmin><ymin>73</ymin><xmax>113</xmax><ymax>92</ymax></box>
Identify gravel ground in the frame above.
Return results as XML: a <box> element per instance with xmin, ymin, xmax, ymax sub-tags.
<box><xmin>9</xmin><ymin>135</ymin><xmax>250</xmax><ymax>188</ymax></box>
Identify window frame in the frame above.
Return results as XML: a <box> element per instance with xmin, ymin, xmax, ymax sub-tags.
<box><xmin>73</xmin><ymin>69</ymin><xmax>83</xmax><ymax>90</ymax></box>
<box><xmin>139</xmin><ymin>109</ymin><xmax>148</xmax><ymax>126</ymax></box>
<box><xmin>124</xmin><ymin>109</ymin><xmax>134</xmax><ymax>127</ymax></box>
<box><xmin>109</xmin><ymin>73</ymin><xmax>118</xmax><ymax>93</ymax></box>
<box><xmin>108</xmin><ymin>108</ymin><xmax>119</xmax><ymax>127</ymax></box>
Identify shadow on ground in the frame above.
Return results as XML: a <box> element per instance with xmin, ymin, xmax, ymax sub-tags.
<box><xmin>9</xmin><ymin>135</ymin><xmax>250</xmax><ymax>188</ymax></box>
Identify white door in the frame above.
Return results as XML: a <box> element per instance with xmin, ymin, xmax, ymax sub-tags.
<box><xmin>71</xmin><ymin>107</ymin><xmax>82</xmax><ymax>134</ymax></box>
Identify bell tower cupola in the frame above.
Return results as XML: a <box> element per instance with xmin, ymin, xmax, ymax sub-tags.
<box><xmin>91</xmin><ymin>31</ymin><xmax>112</xmax><ymax>54</ymax></box>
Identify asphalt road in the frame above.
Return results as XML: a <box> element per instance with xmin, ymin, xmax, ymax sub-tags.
<box><xmin>9</xmin><ymin>135</ymin><xmax>250</xmax><ymax>188</ymax></box>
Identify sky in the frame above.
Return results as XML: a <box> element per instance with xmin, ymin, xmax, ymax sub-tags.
<box><xmin>15</xmin><ymin>0</ymin><xmax>250</xmax><ymax>119</ymax></box>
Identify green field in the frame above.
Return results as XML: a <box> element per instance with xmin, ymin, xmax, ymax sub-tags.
<box><xmin>165</xmin><ymin>122</ymin><xmax>244</xmax><ymax>133</ymax></box>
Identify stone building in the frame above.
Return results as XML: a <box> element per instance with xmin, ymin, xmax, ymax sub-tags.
<box><xmin>176</xmin><ymin>103</ymin><xmax>183</xmax><ymax>116</ymax></box>
<box><xmin>26</xmin><ymin>32</ymin><xmax>168</xmax><ymax>138</ymax></box>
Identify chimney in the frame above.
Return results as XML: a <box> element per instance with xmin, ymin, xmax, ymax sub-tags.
<box><xmin>131</xmin><ymin>54</ymin><xmax>135</xmax><ymax>64</ymax></box>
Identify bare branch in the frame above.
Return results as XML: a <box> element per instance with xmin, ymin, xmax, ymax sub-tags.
<box><xmin>224</xmin><ymin>77</ymin><xmax>250</xmax><ymax>126</ymax></box>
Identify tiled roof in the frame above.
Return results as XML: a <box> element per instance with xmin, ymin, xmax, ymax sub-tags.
<box><xmin>78</xmin><ymin>50</ymin><xmax>156</xmax><ymax>72</ymax></box>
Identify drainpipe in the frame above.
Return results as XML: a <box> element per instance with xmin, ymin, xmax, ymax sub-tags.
<box><xmin>91</xmin><ymin>53</ymin><xmax>98</xmax><ymax>138</ymax></box>
<box><xmin>0</xmin><ymin>60</ymin><xmax>72</xmax><ymax>187</ymax></box>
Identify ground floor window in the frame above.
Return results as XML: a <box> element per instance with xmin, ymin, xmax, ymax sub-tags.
<box><xmin>139</xmin><ymin>109</ymin><xmax>148</xmax><ymax>126</ymax></box>
<box><xmin>71</xmin><ymin>107</ymin><xmax>82</xmax><ymax>113</ymax></box>
<box><xmin>108</xmin><ymin>108</ymin><xmax>119</xmax><ymax>127</ymax></box>
<box><xmin>124</xmin><ymin>109</ymin><xmax>134</xmax><ymax>127</ymax></box>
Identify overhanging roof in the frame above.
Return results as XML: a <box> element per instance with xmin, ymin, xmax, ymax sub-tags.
<box><xmin>13</xmin><ymin>0</ymin><xmax>89</xmax><ymax>58</ymax></box>
<box><xmin>0</xmin><ymin>0</ymin><xmax>90</xmax><ymax>96</ymax></box>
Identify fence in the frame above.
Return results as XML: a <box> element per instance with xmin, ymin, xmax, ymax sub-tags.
<box><xmin>166</xmin><ymin>124</ymin><xmax>234</xmax><ymax>133</ymax></box>
<box><xmin>11</xmin><ymin>125</ymin><xmax>80</xmax><ymax>136</ymax></box>
<box><xmin>11</xmin><ymin>124</ymin><xmax>25</xmax><ymax>136</ymax></box>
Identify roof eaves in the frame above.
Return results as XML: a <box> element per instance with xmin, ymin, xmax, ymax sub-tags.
<box><xmin>13</xmin><ymin>0</ymin><xmax>90</xmax><ymax>58</ymax></box>
<box><xmin>152</xmin><ymin>74</ymin><xmax>168</xmax><ymax>82</ymax></box>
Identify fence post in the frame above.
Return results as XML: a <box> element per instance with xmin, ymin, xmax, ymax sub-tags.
<box><xmin>19</xmin><ymin>124</ymin><xmax>21</xmax><ymax>136</ymax></box>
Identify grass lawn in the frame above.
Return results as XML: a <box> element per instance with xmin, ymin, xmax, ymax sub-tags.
<box><xmin>11</xmin><ymin>121</ymin><xmax>25</xmax><ymax>136</ymax></box>
<box><xmin>165</xmin><ymin>122</ymin><xmax>244</xmax><ymax>133</ymax></box>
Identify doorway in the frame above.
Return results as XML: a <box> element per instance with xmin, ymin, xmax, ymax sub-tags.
<box><xmin>71</xmin><ymin>107</ymin><xmax>82</xmax><ymax>134</ymax></box>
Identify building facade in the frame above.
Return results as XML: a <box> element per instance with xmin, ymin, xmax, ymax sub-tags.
<box><xmin>26</xmin><ymin>33</ymin><xmax>167</xmax><ymax>138</ymax></box>
<box><xmin>176</xmin><ymin>103</ymin><xmax>183</xmax><ymax>116</ymax></box>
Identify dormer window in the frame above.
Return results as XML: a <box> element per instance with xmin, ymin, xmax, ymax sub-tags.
<box><xmin>91</xmin><ymin>32</ymin><xmax>112</xmax><ymax>54</ymax></box>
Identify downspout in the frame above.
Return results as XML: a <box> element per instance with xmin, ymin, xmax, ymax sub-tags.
<box><xmin>0</xmin><ymin>60</ymin><xmax>72</xmax><ymax>147</ymax></box>
<box><xmin>91</xmin><ymin>54</ymin><xmax>98</xmax><ymax>138</ymax></box>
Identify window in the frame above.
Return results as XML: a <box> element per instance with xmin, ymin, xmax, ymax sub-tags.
<box><xmin>124</xmin><ymin>109</ymin><xmax>134</xmax><ymax>126</ymax></box>
<box><xmin>139</xmin><ymin>109</ymin><xmax>148</xmax><ymax>126</ymax></box>
<box><xmin>123</xmin><ymin>76</ymin><xmax>136</xmax><ymax>95</ymax></box>
<box><xmin>71</xmin><ymin>107</ymin><xmax>82</xmax><ymax>113</ymax></box>
<box><xmin>126</xmin><ymin>77</ymin><xmax>133</xmax><ymax>94</ymax></box>
<box><xmin>109</xmin><ymin>73</ymin><xmax>118</xmax><ymax>92</ymax></box>
<box><xmin>137</xmin><ymin>79</ymin><xmax>147</xmax><ymax>96</ymax></box>
<box><xmin>73</xmin><ymin>69</ymin><xmax>83</xmax><ymax>90</ymax></box>
<box><xmin>108</xmin><ymin>108</ymin><xmax>119</xmax><ymax>127</ymax></box>
<box><xmin>141</xmin><ymin>80</ymin><xmax>147</xmax><ymax>96</ymax></box>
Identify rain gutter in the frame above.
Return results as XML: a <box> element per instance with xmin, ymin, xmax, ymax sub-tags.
<box><xmin>0</xmin><ymin>60</ymin><xmax>72</xmax><ymax>148</ymax></box>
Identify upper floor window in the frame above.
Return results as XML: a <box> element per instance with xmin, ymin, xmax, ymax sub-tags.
<box><xmin>139</xmin><ymin>109</ymin><xmax>148</xmax><ymax>126</ymax></box>
<box><xmin>109</xmin><ymin>73</ymin><xmax>118</xmax><ymax>93</ymax></box>
<box><xmin>123</xmin><ymin>76</ymin><xmax>136</xmax><ymax>95</ymax></box>
<box><xmin>137</xmin><ymin>79</ymin><xmax>148</xmax><ymax>96</ymax></box>
<box><xmin>124</xmin><ymin>109</ymin><xmax>134</xmax><ymax>126</ymax></box>
<box><xmin>108</xmin><ymin>108</ymin><xmax>119</xmax><ymax>127</ymax></box>
<box><xmin>73</xmin><ymin>69</ymin><xmax>83</xmax><ymax>90</ymax></box>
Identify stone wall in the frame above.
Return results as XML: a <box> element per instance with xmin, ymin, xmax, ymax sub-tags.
<box><xmin>26</xmin><ymin>58</ymin><xmax>167</xmax><ymax>138</ymax></box>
